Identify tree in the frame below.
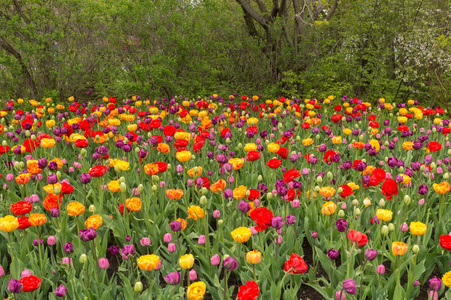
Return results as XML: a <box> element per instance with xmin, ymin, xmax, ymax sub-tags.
<box><xmin>234</xmin><ymin>0</ymin><xmax>339</xmax><ymax>80</ymax></box>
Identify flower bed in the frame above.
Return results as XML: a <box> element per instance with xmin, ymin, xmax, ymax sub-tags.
<box><xmin>0</xmin><ymin>95</ymin><xmax>450</xmax><ymax>299</ymax></box>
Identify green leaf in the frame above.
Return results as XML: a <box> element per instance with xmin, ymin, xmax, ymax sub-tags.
<box><xmin>393</xmin><ymin>283</ymin><xmax>406</xmax><ymax>300</ymax></box>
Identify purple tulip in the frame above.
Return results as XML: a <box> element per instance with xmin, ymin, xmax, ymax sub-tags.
<box><xmin>327</xmin><ymin>248</ymin><xmax>339</xmax><ymax>260</ymax></box>
<box><xmin>336</xmin><ymin>219</ymin><xmax>348</xmax><ymax>232</ymax></box>
<box><xmin>165</xmin><ymin>272</ymin><xmax>181</xmax><ymax>285</ymax></box>
<box><xmin>223</xmin><ymin>257</ymin><xmax>238</xmax><ymax>271</ymax></box>
<box><xmin>343</xmin><ymin>279</ymin><xmax>356</xmax><ymax>294</ymax></box>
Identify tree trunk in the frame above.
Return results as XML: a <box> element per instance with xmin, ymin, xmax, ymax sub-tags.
<box><xmin>0</xmin><ymin>37</ymin><xmax>37</xmax><ymax>97</ymax></box>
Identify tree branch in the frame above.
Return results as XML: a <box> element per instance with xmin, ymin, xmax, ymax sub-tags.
<box><xmin>326</xmin><ymin>0</ymin><xmax>339</xmax><ymax>21</ymax></box>
<box><xmin>270</xmin><ymin>0</ymin><xmax>279</xmax><ymax>18</ymax></box>
<box><xmin>235</xmin><ymin>0</ymin><xmax>268</xmax><ymax>28</ymax></box>
<box><xmin>253</xmin><ymin>0</ymin><xmax>269</xmax><ymax>16</ymax></box>
<box><xmin>12</xmin><ymin>0</ymin><xmax>30</xmax><ymax>24</ymax></box>
<box><xmin>0</xmin><ymin>37</ymin><xmax>37</xmax><ymax>97</ymax></box>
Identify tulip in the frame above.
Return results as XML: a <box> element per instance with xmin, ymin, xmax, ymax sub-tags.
<box><xmin>223</xmin><ymin>257</ymin><xmax>238</xmax><ymax>271</ymax></box>
<box><xmin>164</xmin><ymin>233</ymin><xmax>172</xmax><ymax>243</ymax></box>
<box><xmin>55</xmin><ymin>284</ymin><xmax>68</xmax><ymax>297</ymax></box>
<box><xmin>47</xmin><ymin>236</ymin><xmax>56</xmax><ymax>246</ymax></box>
<box><xmin>179</xmin><ymin>254</ymin><xmax>195</xmax><ymax>270</ymax></box>
<box><xmin>140</xmin><ymin>237</ymin><xmax>151</xmax><ymax>247</ymax></box>
<box><xmin>8</xmin><ymin>278</ymin><xmax>22</xmax><ymax>294</ymax></box>
<box><xmin>99</xmin><ymin>258</ymin><xmax>109</xmax><ymax>269</ymax></box>
<box><xmin>429</xmin><ymin>277</ymin><xmax>442</xmax><ymax>291</ymax></box>
<box><xmin>211</xmin><ymin>254</ymin><xmax>221</xmax><ymax>266</ymax></box>
<box><xmin>189</xmin><ymin>269</ymin><xmax>197</xmax><ymax>281</ymax></box>
<box><xmin>364</xmin><ymin>249</ymin><xmax>377</xmax><ymax>261</ymax></box>
<box><xmin>327</xmin><ymin>249</ymin><xmax>339</xmax><ymax>260</ymax></box>
<box><xmin>198</xmin><ymin>235</ymin><xmax>206</xmax><ymax>245</ymax></box>
<box><xmin>343</xmin><ymin>279</ymin><xmax>356</xmax><ymax>294</ymax></box>
<box><xmin>168</xmin><ymin>243</ymin><xmax>176</xmax><ymax>253</ymax></box>
<box><xmin>165</xmin><ymin>272</ymin><xmax>181</xmax><ymax>285</ymax></box>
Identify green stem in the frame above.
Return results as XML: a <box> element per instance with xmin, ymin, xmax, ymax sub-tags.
<box><xmin>330</xmin><ymin>214</ymin><xmax>333</xmax><ymax>246</ymax></box>
<box><xmin>347</xmin><ymin>243</ymin><xmax>355</xmax><ymax>278</ymax></box>
<box><xmin>149</xmin><ymin>271</ymin><xmax>152</xmax><ymax>300</ymax></box>
<box><xmin>359</xmin><ymin>260</ymin><xmax>367</xmax><ymax>300</ymax></box>
<box><xmin>8</xmin><ymin>232</ymin><xmax>14</xmax><ymax>269</ymax></box>
<box><xmin>92</xmin><ymin>240</ymin><xmax>101</xmax><ymax>281</ymax></box>
<box><xmin>204</xmin><ymin>212</ymin><xmax>210</xmax><ymax>273</ymax></box>
<box><xmin>253</xmin><ymin>264</ymin><xmax>257</xmax><ymax>282</ymax></box>
<box><xmin>224</xmin><ymin>269</ymin><xmax>228</xmax><ymax>300</ymax></box>
<box><xmin>36</xmin><ymin>227</ymin><xmax>42</xmax><ymax>269</ymax></box>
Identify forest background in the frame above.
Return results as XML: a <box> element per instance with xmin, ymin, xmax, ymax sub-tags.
<box><xmin>0</xmin><ymin>0</ymin><xmax>450</xmax><ymax>105</ymax></box>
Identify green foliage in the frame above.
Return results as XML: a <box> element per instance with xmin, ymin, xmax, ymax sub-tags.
<box><xmin>0</xmin><ymin>0</ymin><xmax>449</xmax><ymax>102</ymax></box>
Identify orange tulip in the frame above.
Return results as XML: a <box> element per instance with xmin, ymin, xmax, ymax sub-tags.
<box><xmin>29</xmin><ymin>213</ymin><xmax>47</xmax><ymax>226</ymax></box>
<box><xmin>15</xmin><ymin>173</ymin><xmax>31</xmax><ymax>185</ymax></box>
<box><xmin>166</xmin><ymin>189</ymin><xmax>184</xmax><ymax>200</ymax></box>
<box><xmin>85</xmin><ymin>214</ymin><xmax>103</xmax><ymax>229</ymax></box>
<box><xmin>210</xmin><ymin>179</ymin><xmax>226</xmax><ymax>193</ymax></box>
<box><xmin>392</xmin><ymin>242</ymin><xmax>408</xmax><ymax>256</ymax></box>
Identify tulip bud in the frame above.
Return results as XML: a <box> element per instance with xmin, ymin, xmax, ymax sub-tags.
<box><xmin>114</xmin><ymin>165</ymin><xmax>120</xmax><ymax>173</ymax></box>
<box><xmin>120</xmin><ymin>182</ymin><xmax>127</xmax><ymax>192</ymax></box>
<box><xmin>199</xmin><ymin>196</ymin><xmax>207</xmax><ymax>206</ymax></box>
<box><xmin>363</xmin><ymin>198</ymin><xmax>371</xmax><ymax>207</ymax></box>
<box><xmin>225</xmin><ymin>138</ymin><xmax>231</xmax><ymax>144</ymax></box>
<box><xmin>168</xmin><ymin>243</ymin><xmax>176</xmax><ymax>253</ymax></box>
<box><xmin>245</xmin><ymin>190</ymin><xmax>250</xmax><ymax>197</ymax></box>
<box><xmin>134</xmin><ymin>147</ymin><xmax>140</xmax><ymax>154</ymax></box>
<box><xmin>152</xmin><ymin>185</ymin><xmax>157</xmax><ymax>192</ymax></box>
<box><xmin>404</xmin><ymin>195</ymin><xmax>411</xmax><ymax>205</ymax></box>
<box><xmin>31</xmin><ymin>134</ymin><xmax>36</xmax><ymax>140</ymax></box>
<box><xmin>80</xmin><ymin>148</ymin><xmax>87</xmax><ymax>157</ymax></box>
<box><xmin>137</xmin><ymin>184</ymin><xmax>144</xmax><ymax>194</ymax></box>
<box><xmin>327</xmin><ymin>172</ymin><xmax>333</xmax><ymax>180</ymax></box>
<box><xmin>201</xmin><ymin>187</ymin><xmax>208</xmax><ymax>194</ymax></box>
<box><xmin>53</xmin><ymin>186</ymin><xmax>61</xmax><ymax>194</ymax></box>
<box><xmin>381</xmin><ymin>225</ymin><xmax>389</xmax><ymax>236</ymax></box>
<box><xmin>189</xmin><ymin>269</ymin><xmax>197</xmax><ymax>281</ymax></box>
<box><xmin>314</xmin><ymin>186</ymin><xmax>320</xmax><ymax>192</ymax></box>
<box><xmin>89</xmin><ymin>205</ymin><xmax>96</xmax><ymax>213</ymax></box>
<box><xmin>431</xmin><ymin>162</ymin><xmax>436</xmax><ymax>170</ymax></box>
<box><xmin>151</xmin><ymin>175</ymin><xmax>159</xmax><ymax>183</ymax></box>
<box><xmin>352</xmin><ymin>199</ymin><xmax>359</xmax><ymax>206</ymax></box>
<box><xmin>25</xmin><ymin>130</ymin><xmax>31</xmax><ymax>137</ymax></box>
<box><xmin>354</xmin><ymin>208</ymin><xmax>361</xmax><ymax>216</ymax></box>
<box><xmin>399</xmin><ymin>166</ymin><xmax>404</xmax><ymax>173</ymax></box>
<box><xmin>56</xmin><ymin>171</ymin><xmax>61</xmax><ymax>180</ymax></box>
<box><xmin>258</xmin><ymin>175</ymin><xmax>262</xmax><ymax>181</ymax></box>
<box><xmin>267</xmin><ymin>193</ymin><xmax>273</xmax><ymax>200</ymax></box>
<box><xmin>316</xmin><ymin>177</ymin><xmax>322</xmax><ymax>184</ymax></box>
<box><xmin>217</xmin><ymin>220</ymin><xmax>223</xmax><ymax>226</ymax></box>
<box><xmin>134</xmin><ymin>282</ymin><xmax>143</xmax><ymax>293</ymax></box>
<box><xmin>412</xmin><ymin>245</ymin><xmax>419</xmax><ymax>254</ymax></box>
<box><xmin>337</xmin><ymin>187</ymin><xmax>343</xmax><ymax>194</ymax></box>
<box><xmin>388</xmin><ymin>223</ymin><xmax>395</xmax><ymax>232</ymax></box>
<box><xmin>379</xmin><ymin>199</ymin><xmax>385</xmax><ymax>207</ymax></box>
<box><xmin>79</xmin><ymin>254</ymin><xmax>87</xmax><ymax>264</ymax></box>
